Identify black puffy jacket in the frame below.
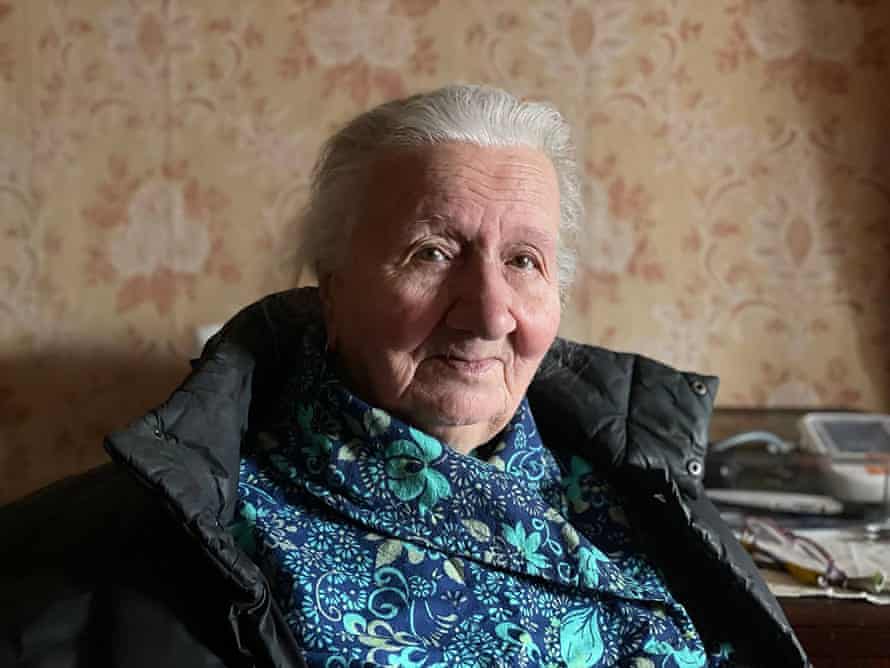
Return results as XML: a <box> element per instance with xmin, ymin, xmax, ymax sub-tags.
<box><xmin>0</xmin><ymin>288</ymin><xmax>809</xmax><ymax>667</ymax></box>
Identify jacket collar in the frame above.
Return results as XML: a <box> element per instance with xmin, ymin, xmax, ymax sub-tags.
<box><xmin>530</xmin><ymin>337</ymin><xmax>717</xmax><ymax>500</ymax></box>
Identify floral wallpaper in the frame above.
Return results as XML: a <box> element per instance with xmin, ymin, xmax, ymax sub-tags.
<box><xmin>1</xmin><ymin>0</ymin><xmax>888</xmax><ymax>504</ymax></box>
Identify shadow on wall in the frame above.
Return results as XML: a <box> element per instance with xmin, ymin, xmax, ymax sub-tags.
<box><xmin>0</xmin><ymin>351</ymin><xmax>189</xmax><ymax>506</ymax></box>
<box><xmin>800</xmin><ymin>1</ymin><xmax>890</xmax><ymax>409</ymax></box>
<box><xmin>854</xmin><ymin>2</ymin><xmax>890</xmax><ymax>409</ymax></box>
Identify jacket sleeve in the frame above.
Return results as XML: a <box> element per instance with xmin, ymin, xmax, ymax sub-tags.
<box><xmin>0</xmin><ymin>464</ymin><xmax>243</xmax><ymax>668</ymax></box>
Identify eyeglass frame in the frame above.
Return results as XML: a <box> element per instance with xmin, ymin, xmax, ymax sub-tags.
<box><xmin>739</xmin><ymin>516</ymin><xmax>847</xmax><ymax>588</ymax></box>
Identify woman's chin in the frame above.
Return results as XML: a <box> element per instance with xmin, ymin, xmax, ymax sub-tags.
<box><xmin>403</xmin><ymin>386</ymin><xmax>512</xmax><ymax>450</ymax></box>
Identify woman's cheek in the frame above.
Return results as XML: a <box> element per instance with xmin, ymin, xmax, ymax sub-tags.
<box><xmin>515</xmin><ymin>290</ymin><xmax>561</xmax><ymax>358</ymax></box>
<box><xmin>371</xmin><ymin>283</ymin><xmax>445</xmax><ymax>346</ymax></box>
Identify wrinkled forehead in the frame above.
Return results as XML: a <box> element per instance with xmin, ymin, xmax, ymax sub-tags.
<box><xmin>361</xmin><ymin>143</ymin><xmax>561</xmax><ymax>226</ymax></box>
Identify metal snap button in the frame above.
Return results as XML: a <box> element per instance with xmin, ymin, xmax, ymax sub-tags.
<box><xmin>687</xmin><ymin>459</ymin><xmax>703</xmax><ymax>477</ymax></box>
<box><xmin>690</xmin><ymin>380</ymin><xmax>708</xmax><ymax>396</ymax></box>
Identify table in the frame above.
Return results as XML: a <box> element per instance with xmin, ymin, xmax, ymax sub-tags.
<box><xmin>781</xmin><ymin>598</ymin><xmax>890</xmax><ymax>667</ymax></box>
<box><xmin>711</xmin><ymin>408</ymin><xmax>890</xmax><ymax>666</ymax></box>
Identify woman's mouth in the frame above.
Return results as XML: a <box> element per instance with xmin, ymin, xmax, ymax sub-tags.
<box><xmin>433</xmin><ymin>355</ymin><xmax>499</xmax><ymax>376</ymax></box>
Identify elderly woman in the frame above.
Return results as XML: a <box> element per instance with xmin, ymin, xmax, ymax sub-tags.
<box><xmin>1</xmin><ymin>85</ymin><xmax>807</xmax><ymax>668</ymax></box>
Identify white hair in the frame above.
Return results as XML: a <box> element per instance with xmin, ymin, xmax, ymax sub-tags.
<box><xmin>301</xmin><ymin>84</ymin><xmax>582</xmax><ymax>297</ymax></box>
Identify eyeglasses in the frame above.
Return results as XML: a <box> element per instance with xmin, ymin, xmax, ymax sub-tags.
<box><xmin>740</xmin><ymin>517</ymin><xmax>887</xmax><ymax>594</ymax></box>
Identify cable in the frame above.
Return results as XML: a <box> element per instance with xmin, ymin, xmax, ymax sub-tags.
<box><xmin>710</xmin><ymin>430</ymin><xmax>795</xmax><ymax>455</ymax></box>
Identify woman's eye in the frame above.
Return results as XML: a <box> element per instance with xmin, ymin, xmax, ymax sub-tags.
<box><xmin>508</xmin><ymin>253</ymin><xmax>539</xmax><ymax>271</ymax></box>
<box><xmin>415</xmin><ymin>246</ymin><xmax>449</xmax><ymax>263</ymax></box>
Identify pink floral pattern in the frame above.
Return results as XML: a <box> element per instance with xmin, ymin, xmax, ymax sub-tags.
<box><xmin>2</xmin><ymin>0</ymin><xmax>889</xmax><ymax>504</ymax></box>
<box><xmin>103</xmin><ymin>0</ymin><xmax>199</xmax><ymax>82</ymax></box>
<box><xmin>83</xmin><ymin>157</ymin><xmax>239</xmax><ymax>315</ymax></box>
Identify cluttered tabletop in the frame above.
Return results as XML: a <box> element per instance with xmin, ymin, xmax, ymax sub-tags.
<box><xmin>707</xmin><ymin>408</ymin><xmax>890</xmax><ymax>667</ymax></box>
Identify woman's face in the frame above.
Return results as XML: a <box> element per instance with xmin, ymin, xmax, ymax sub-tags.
<box><xmin>321</xmin><ymin>142</ymin><xmax>562</xmax><ymax>453</ymax></box>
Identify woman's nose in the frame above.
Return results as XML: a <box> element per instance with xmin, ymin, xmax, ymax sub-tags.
<box><xmin>444</xmin><ymin>260</ymin><xmax>517</xmax><ymax>340</ymax></box>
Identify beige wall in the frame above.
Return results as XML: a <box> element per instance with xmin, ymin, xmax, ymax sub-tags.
<box><xmin>1</xmin><ymin>0</ymin><xmax>889</xmax><ymax>504</ymax></box>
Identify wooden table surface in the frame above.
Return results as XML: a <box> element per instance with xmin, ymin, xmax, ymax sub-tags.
<box><xmin>781</xmin><ymin>598</ymin><xmax>890</xmax><ymax>667</ymax></box>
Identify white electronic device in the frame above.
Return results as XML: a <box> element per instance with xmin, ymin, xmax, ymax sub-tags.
<box><xmin>798</xmin><ymin>412</ymin><xmax>890</xmax><ymax>505</ymax></box>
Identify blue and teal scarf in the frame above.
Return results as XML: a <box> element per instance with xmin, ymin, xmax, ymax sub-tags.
<box><xmin>233</xmin><ymin>342</ymin><xmax>732</xmax><ymax>667</ymax></box>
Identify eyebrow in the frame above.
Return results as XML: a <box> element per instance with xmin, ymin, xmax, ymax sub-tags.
<box><xmin>408</xmin><ymin>214</ymin><xmax>464</xmax><ymax>242</ymax></box>
<box><xmin>411</xmin><ymin>214</ymin><xmax>557</xmax><ymax>250</ymax></box>
<box><xmin>412</xmin><ymin>213</ymin><xmax>452</xmax><ymax>229</ymax></box>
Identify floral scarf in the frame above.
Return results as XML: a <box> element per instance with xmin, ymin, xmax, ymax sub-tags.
<box><xmin>233</xmin><ymin>342</ymin><xmax>733</xmax><ymax>667</ymax></box>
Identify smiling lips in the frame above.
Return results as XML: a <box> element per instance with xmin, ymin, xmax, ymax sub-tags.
<box><xmin>432</xmin><ymin>354</ymin><xmax>501</xmax><ymax>376</ymax></box>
